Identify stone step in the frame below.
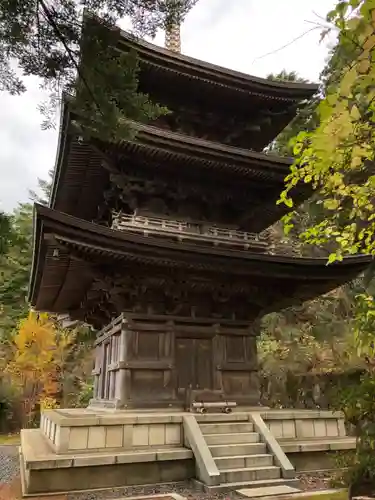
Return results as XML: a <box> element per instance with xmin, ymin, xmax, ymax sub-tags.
<box><xmin>236</xmin><ymin>485</ymin><xmax>301</xmax><ymax>498</ymax></box>
<box><xmin>220</xmin><ymin>465</ymin><xmax>281</xmax><ymax>484</ymax></box>
<box><xmin>210</xmin><ymin>442</ymin><xmax>267</xmax><ymax>457</ymax></box>
<box><xmin>215</xmin><ymin>454</ymin><xmax>274</xmax><ymax>470</ymax></box>
<box><xmin>200</xmin><ymin>422</ymin><xmax>254</xmax><ymax>434</ymax></box>
<box><xmin>205</xmin><ymin>477</ymin><xmax>300</xmax><ymax>493</ymax></box>
<box><xmin>195</xmin><ymin>413</ymin><xmax>250</xmax><ymax>423</ymax></box>
<box><xmin>205</xmin><ymin>432</ymin><xmax>260</xmax><ymax>446</ymax></box>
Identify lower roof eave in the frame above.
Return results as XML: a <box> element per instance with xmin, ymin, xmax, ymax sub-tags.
<box><xmin>29</xmin><ymin>204</ymin><xmax>373</xmax><ymax>316</ymax></box>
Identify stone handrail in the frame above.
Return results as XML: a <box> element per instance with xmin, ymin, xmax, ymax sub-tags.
<box><xmin>183</xmin><ymin>415</ymin><xmax>221</xmax><ymax>486</ymax></box>
<box><xmin>250</xmin><ymin>412</ymin><xmax>295</xmax><ymax>479</ymax></box>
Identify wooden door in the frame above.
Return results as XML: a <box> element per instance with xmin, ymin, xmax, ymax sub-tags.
<box><xmin>175</xmin><ymin>338</ymin><xmax>213</xmax><ymax>403</ymax></box>
<box><xmin>195</xmin><ymin>338</ymin><xmax>213</xmax><ymax>391</ymax></box>
<box><xmin>176</xmin><ymin>338</ymin><xmax>195</xmax><ymax>393</ymax></box>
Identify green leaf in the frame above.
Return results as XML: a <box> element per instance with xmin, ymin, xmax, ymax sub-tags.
<box><xmin>327</xmin><ymin>253</ymin><xmax>338</xmax><ymax>264</ymax></box>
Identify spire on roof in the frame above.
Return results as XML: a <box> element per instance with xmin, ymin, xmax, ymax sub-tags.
<box><xmin>165</xmin><ymin>22</ymin><xmax>181</xmax><ymax>53</ymax></box>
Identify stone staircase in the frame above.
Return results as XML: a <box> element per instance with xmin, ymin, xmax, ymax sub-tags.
<box><xmin>198</xmin><ymin>417</ymin><xmax>299</xmax><ymax>492</ymax></box>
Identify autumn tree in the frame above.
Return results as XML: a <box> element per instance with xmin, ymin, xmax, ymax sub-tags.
<box><xmin>279</xmin><ymin>0</ymin><xmax>375</xmax><ymax>261</ymax></box>
<box><xmin>6</xmin><ymin>312</ymin><xmax>75</xmax><ymax>425</ymax></box>
<box><xmin>273</xmin><ymin>2</ymin><xmax>375</xmax><ymax>492</ymax></box>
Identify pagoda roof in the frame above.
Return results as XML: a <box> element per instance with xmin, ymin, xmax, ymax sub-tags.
<box><xmin>111</xmin><ymin>25</ymin><xmax>319</xmax><ymax>149</ymax></box>
<box><xmin>116</xmin><ymin>28</ymin><xmax>318</xmax><ymax>102</ymax></box>
<box><xmin>50</xmin><ymin>102</ymin><xmax>310</xmax><ymax>232</ymax></box>
<box><xmin>30</xmin><ymin>204</ymin><xmax>372</xmax><ymax>323</ymax></box>
<box><xmin>80</xmin><ymin>16</ymin><xmax>319</xmax><ymax>151</ymax></box>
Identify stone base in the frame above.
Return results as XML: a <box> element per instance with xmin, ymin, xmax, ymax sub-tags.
<box><xmin>20</xmin><ymin>427</ymin><xmax>194</xmax><ymax>495</ymax></box>
<box><xmin>20</xmin><ymin>408</ymin><xmax>356</xmax><ymax>496</ymax></box>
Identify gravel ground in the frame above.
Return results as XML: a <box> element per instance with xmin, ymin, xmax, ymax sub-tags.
<box><xmin>297</xmin><ymin>472</ymin><xmax>335</xmax><ymax>491</ymax></box>
<box><xmin>68</xmin><ymin>481</ymin><xmax>245</xmax><ymax>500</ymax></box>
<box><xmin>0</xmin><ymin>445</ymin><xmax>20</xmax><ymax>485</ymax></box>
<box><xmin>67</xmin><ymin>474</ymin><xmax>340</xmax><ymax>500</ymax></box>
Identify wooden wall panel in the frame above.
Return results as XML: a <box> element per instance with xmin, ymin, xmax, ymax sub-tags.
<box><xmin>176</xmin><ymin>338</ymin><xmax>195</xmax><ymax>391</ymax></box>
<box><xmin>135</xmin><ymin>332</ymin><xmax>160</xmax><ymax>359</ymax></box>
<box><xmin>196</xmin><ymin>338</ymin><xmax>213</xmax><ymax>390</ymax></box>
<box><xmin>222</xmin><ymin>371</ymin><xmax>259</xmax><ymax>397</ymax></box>
<box><xmin>130</xmin><ymin>369</ymin><xmax>173</xmax><ymax>400</ymax></box>
<box><xmin>221</xmin><ymin>334</ymin><xmax>259</xmax><ymax>402</ymax></box>
<box><xmin>225</xmin><ymin>336</ymin><xmax>246</xmax><ymax>363</ymax></box>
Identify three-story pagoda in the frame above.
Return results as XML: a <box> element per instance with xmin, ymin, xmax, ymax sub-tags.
<box><xmin>29</xmin><ymin>19</ymin><xmax>371</xmax><ymax>410</ymax></box>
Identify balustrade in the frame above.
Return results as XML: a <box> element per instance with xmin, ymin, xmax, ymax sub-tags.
<box><xmin>112</xmin><ymin>213</ymin><xmax>268</xmax><ymax>252</ymax></box>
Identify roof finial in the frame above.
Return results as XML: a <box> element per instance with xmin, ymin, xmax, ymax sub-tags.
<box><xmin>165</xmin><ymin>22</ymin><xmax>181</xmax><ymax>53</ymax></box>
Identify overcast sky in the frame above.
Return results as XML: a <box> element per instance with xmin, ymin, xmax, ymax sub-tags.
<box><xmin>0</xmin><ymin>0</ymin><xmax>337</xmax><ymax>213</ymax></box>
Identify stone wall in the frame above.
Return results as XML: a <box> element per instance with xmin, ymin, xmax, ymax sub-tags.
<box><xmin>41</xmin><ymin>409</ymin><xmax>183</xmax><ymax>454</ymax></box>
<box><xmin>263</xmin><ymin>410</ymin><xmax>347</xmax><ymax>441</ymax></box>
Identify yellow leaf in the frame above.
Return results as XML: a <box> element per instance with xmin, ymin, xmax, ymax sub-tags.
<box><xmin>350</xmin><ymin>104</ymin><xmax>361</xmax><ymax>121</ymax></box>
<box><xmin>339</xmin><ymin>67</ymin><xmax>357</xmax><ymax>97</ymax></box>
<box><xmin>357</xmin><ymin>58</ymin><xmax>371</xmax><ymax>74</ymax></box>
<box><xmin>363</xmin><ymin>34</ymin><xmax>375</xmax><ymax>51</ymax></box>
<box><xmin>324</xmin><ymin>198</ymin><xmax>340</xmax><ymax>210</ymax></box>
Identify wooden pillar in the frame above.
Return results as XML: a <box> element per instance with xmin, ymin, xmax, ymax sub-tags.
<box><xmin>116</xmin><ymin>320</ymin><xmax>129</xmax><ymax>406</ymax></box>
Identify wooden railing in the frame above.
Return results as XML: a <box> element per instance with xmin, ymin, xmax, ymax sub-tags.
<box><xmin>112</xmin><ymin>213</ymin><xmax>268</xmax><ymax>252</ymax></box>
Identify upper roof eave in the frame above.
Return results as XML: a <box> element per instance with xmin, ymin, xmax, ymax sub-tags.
<box><xmin>114</xmin><ymin>26</ymin><xmax>319</xmax><ymax>100</ymax></box>
<box><xmin>81</xmin><ymin>13</ymin><xmax>319</xmax><ymax>101</ymax></box>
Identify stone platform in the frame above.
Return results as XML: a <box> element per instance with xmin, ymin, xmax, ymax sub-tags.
<box><xmin>19</xmin><ymin>409</ymin><xmax>355</xmax><ymax>496</ymax></box>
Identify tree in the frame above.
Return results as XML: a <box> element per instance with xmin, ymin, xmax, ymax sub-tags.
<box><xmin>29</xmin><ymin>169</ymin><xmax>53</xmax><ymax>206</ymax></box>
<box><xmin>0</xmin><ymin>212</ymin><xmax>14</xmax><ymax>256</ymax></box>
<box><xmin>279</xmin><ymin>1</ymin><xmax>375</xmax><ymax>261</ymax></box>
<box><xmin>5</xmin><ymin>311</ymin><xmax>76</xmax><ymax>424</ymax></box>
<box><xmin>266</xmin><ymin>71</ymin><xmax>318</xmax><ymax>157</ymax></box>
<box><xmin>0</xmin><ymin>169</ymin><xmax>56</xmax><ymax>338</ymax></box>
<box><xmin>273</xmin><ymin>2</ymin><xmax>375</xmax><ymax>493</ymax></box>
<box><xmin>0</xmin><ymin>0</ymin><xmax>199</xmax><ymax>136</ymax></box>
<box><xmin>0</xmin><ymin>204</ymin><xmax>33</xmax><ymax>338</ymax></box>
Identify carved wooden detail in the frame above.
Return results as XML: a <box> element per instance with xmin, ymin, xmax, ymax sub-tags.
<box><xmin>96</xmin><ymin>165</ymin><xmax>274</xmax><ymax>232</ymax></box>
<box><xmin>75</xmin><ymin>265</ymin><xmax>274</xmax><ymax>328</ymax></box>
<box><xmin>147</xmin><ymin>97</ymin><xmax>293</xmax><ymax>150</ymax></box>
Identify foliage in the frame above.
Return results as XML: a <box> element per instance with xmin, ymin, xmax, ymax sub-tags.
<box><xmin>5</xmin><ymin>311</ymin><xmax>76</xmax><ymax>426</ymax></box>
<box><xmin>0</xmin><ymin>0</ymin><xmax>199</xmax><ymax>137</ymax></box>
<box><xmin>279</xmin><ymin>0</ymin><xmax>375</xmax><ymax>261</ymax></box>
<box><xmin>0</xmin><ymin>203</ymin><xmax>33</xmax><ymax>337</ymax></box>
<box><xmin>266</xmin><ymin>71</ymin><xmax>319</xmax><ymax>157</ymax></box>
<box><xmin>29</xmin><ymin>169</ymin><xmax>53</xmax><ymax>206</ymax></box>
<box><xmin>331</xmin><ymin>370</ymin><xmax>375</xmax><ymax>496</ymax></box>
<box><xmin>0</xmin><ymin>212</ymin><xmax>14</xmax><ymax>256</ymax></box>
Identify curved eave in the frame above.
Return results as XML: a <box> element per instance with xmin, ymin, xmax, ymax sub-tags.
<box><xmin>98</xmin><ymin>120</ymin><xmax>294</xmax><ymax>182</ymax></box>
<box><xmin>49</xmin><ymin>102</ymin><xmax>305</xmax><ymax>224</ymax></box>
<box><xmin>29</xmin><ymin>205</ymin><xmax>372</xmax><ymax>313</ymax></box>
<box><xmin>114</xmin><ymin>28</ymin><xmax>318</xmax><ymax>102</ymax></box>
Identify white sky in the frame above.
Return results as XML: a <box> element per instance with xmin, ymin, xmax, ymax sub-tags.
<box><xmin>0</xmin><ymin>0</ymin><xmax>337</xmax><ymax>212</ymax></box>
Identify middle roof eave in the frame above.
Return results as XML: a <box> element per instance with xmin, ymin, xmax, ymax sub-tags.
<box><xmin>34</xmin><ymin>204</ymin><xmax>373</xmax><ymax>279</ymax></box>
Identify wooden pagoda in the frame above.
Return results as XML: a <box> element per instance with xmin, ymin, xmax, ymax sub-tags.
<box><xmin>29</xmin><ymin>23</ymin><xmax>372</xmax><ymax>410</ymax></box>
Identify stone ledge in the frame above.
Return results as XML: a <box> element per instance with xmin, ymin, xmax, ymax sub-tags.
<box><xmin>261</xmin><ymin>410</ymin><xmax>344</xmax><ymax>420</ymax></box>
<box><xmin>43</xmin><ymin>409</ymin><xmax>185</xmax><ymax>427</ymax></box>
<box><xmin>22</xmin><ymin>429</ymin><xmax>192</xmax><ymax>470</ymax></box>
<box><xmin>280</xmin><ymin>437</ymin><xmax>356</xmax><ymax>453</ymax></box>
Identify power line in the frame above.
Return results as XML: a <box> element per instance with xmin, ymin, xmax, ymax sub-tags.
<box><xmin>253</xmin><ymin>27</ymin><xmax>319</xmax><ymax>62</ymax></box>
